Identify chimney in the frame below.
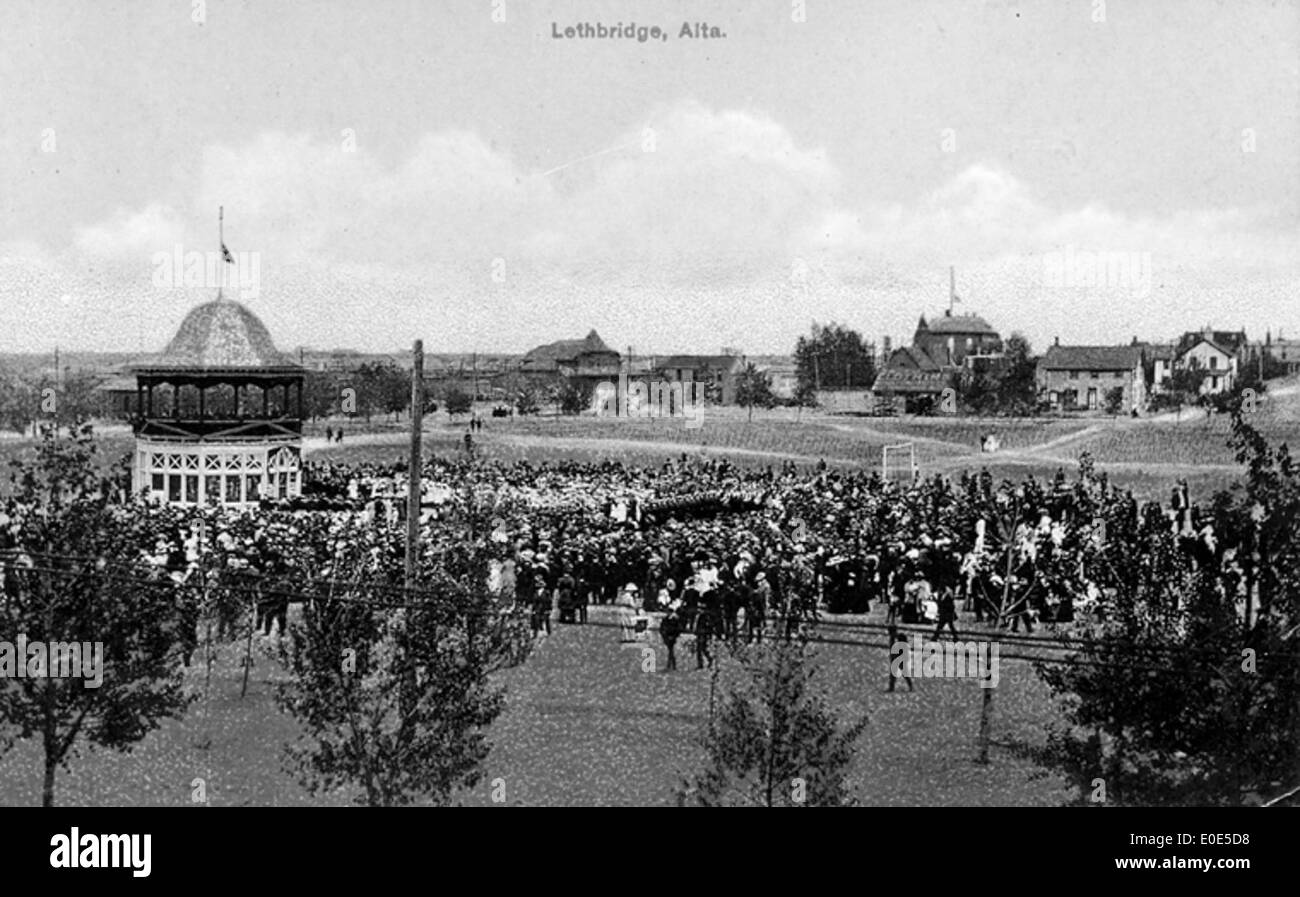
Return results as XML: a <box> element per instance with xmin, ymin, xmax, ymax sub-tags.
<box><xmin>1054</xmin><ymin>335</ymin><xmax>1060</xmax><ymax>346</ymax></box>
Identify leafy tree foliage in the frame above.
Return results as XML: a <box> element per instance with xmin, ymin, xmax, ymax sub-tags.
<box><xmin>558</xmin><ymin>379</ymin><xmax>593</xmax><ymax>416</ymax></box>
<box><xmin>514</xmin><ymin>385</ymin><xmax>541</xmax><ymax>417</ymax></box>
<box><xmin>678</xmin><ymin>637</ymin><xmax>867</xmax><ymax>807</ymax></box>
<box><xmin>734</xmin><ymin>362</ymin><xmax>776</xmax><ymax>421</ymax></box>
<box><xmin>1035</xmin><ymin>413</ymin><xmax>1300</xmax><ymax>805</ymax></box>
<box><xmin>0</xmin><ymin>424</ymin><xmax>192</xmax><ymax>806</ymax></box>
<box><xmin>1104</xmin><ymin>385</ymin><xmax>1125</xmax><ymax>416</ymax></box>
<box><xmin>275</xmin><ymin>493</ymin><xmax>532</xmax><ymax>806</ymax></box>
<box><xmin>444</xmin><ymin>386</ymin><xmax>473</xmax><ymax>417</ymax></box>
<box><xmin>794</xmin><ymin>322</ymin><xmax>876</xmax><ymax>391</ymax></box>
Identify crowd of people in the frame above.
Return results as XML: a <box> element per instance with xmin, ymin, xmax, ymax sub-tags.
<box><xmin>1</xmin><ymin>448</ymin><xmax>1240</xmax><ymax>672</ymax></box>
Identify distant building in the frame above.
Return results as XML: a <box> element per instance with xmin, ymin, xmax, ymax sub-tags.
<box><xmin>1173</xmin><ymin>328</ymin><xmax>1246</xmax><ymax>395</ymax></box>
<box><xmin>652</xmin><ymin>354</ymin><xmax>745</xmax><ymax>404</ymax></box>
<box><xmin>1038</xmin><ymin>342</ymin><xmax>1145</xmax><ymax>412</ymax></box>
<box><xmin>101</xmin><ymin>371</ymin><xmax>141</xmax><ymax>417</ymax></box>
<box><xmin>871</xmin><ymin>345</ymin><xmax>955</xmax><ymax>413</ymax></box>
<box><xmin>872</xmin><ymin>306</ymin><xmax>1003</xmax><ymax>414</ymax></box>
<box><xmin>756</xmin><ymin>361</ymin><xmax>798</xmax><ymax>399</ymax></box>
<box><xmin>1140</xmin><ymin>343</ymin><xmax>1177</xmax><ymax>392</ymax></box>
<box><xmin>912</xmin><ymin>311</ymin><xmax>1002</xmax><ymax>367</ymax></box>
<box><xmin>519</xmin><ymin>330</ymin><xmax>621</xmax><ymax>382</ymax></box>
<box><xmin>1253</xmin><ymin>333</ymin><xmax>1300</xmax><ymax>376</ymax></box>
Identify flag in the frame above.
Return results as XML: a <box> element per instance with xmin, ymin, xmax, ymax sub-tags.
<box><xmin>221</xmin><ymin>242</ymin><xmax>234</xmax><ymax>264</ymax></box>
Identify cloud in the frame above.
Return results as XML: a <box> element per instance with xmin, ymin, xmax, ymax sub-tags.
<box><xmin>5</xmin><ymin>102</ymin><xmax>1297</xmax><ymax>354</ymax></box>
<box><xmin>74</xmin><ymin>204</ymin><xmax>190</xmax><ymax>258</ymax></box>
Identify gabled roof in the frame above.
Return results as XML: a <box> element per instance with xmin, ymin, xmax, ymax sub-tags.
<box><xmin>1176</xmin><ymin>330</ymin><xmax>1247</xmax><ymax>356</ymax></box>
<box><xmin>1176</xmin><ymin>334</ymin><xmax>1239</xmax><ymax>359</ymax></box>
<box><xmin>883</xmin><ymin>345</ymin><xmax>943</xmax><ymax>372</ymax></box>
<box><xmin>871</xmin><ymin>367</ymin><xmax>952</xmax><ymax>394</ymax></box>
<box><xmin>1040</xmin><ymin>345</ymin><xmax>1142</xmax><ymax>371</ymax></box>
<box><xmin>133</xmin><ymin>297</ymin><xmax>299</xmax><ymax>372</ymax></box>
<box><xmin>521</xmin><ymin>330</ymin><xmax>618</xmax><ymax>370</ymax></box>
<box><xmin>922</xmin><ymin>313</ymin><xmax>998</xmax><ymax>335</ymax></box>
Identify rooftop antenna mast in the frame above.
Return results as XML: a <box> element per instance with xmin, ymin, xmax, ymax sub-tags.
<box><xmin>948</xmin><ymin>265</ymin><xmax>957</xmax><ymax>316</ymax></box>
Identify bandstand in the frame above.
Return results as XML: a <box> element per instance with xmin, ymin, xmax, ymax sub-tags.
<box><xmin>131</xmin><ymin>296</ymin><xmax>305</xmax><ymax>507</ymax></box>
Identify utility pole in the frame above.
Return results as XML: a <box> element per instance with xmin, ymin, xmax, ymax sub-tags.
<box><xmin>405</xmin><ymin>339</ymin><xmax>424</xmax><ymax>591</ymax></box>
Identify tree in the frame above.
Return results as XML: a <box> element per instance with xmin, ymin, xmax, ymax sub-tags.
<box><xmin>958</xmin><ymin>368</ymin><xmax>1001</xmax><ymax>415</ymax></box>
<box><xmin>444</xmin><ymin>386</ymin><xmax>473</xmax><ymax>417</ymax></box>
<box><xmin>792</xmin><ymin>375</ymin><xmax>818</xmax><ymax>410</ymax></box>
<box><xmin>275</xmin><ymin>494</ymin><xmax>532</xmax><ymax>806</ymax></box>
<box><xmin>557</xmin><ymin>379</ymin><xmax>593</xmax><ymax>416</ymax></box>
<box><xmin>1104</xmin><ymin>385</ymin><xmax>1125</xmax><ymax>416</ymax></box>
<box><xmin>997</xmin><ymin>333</ymin><xmax>1038</xmax><ymax>415</ymax></box>
<box><xmin>300</xmin><ymin>370</ymin><xmax>339</xmax><ymax>421</ymax></box>
<box><xmin>735</xmin><ymin>363</ymin><xmax>776</xmax><ymax>422</ymax></box>
<box><xmin>377</xmin><ymin>364</ymin><xmax>410</xmax><ymax>421</ymax></box>
<box><xmin>0</xmin><ymin>370</ymin><xmax>40</xmax><ymax>435</ymax></box>
<box><xmin>794</xmin><ymin>322</ymin><xmax>875</xmax><ymax>392</ymax></box>
<box><xmin>1168</xmin><ymin>361</ymin><xmax>1208</xmax><ymax>403</ymax></box>
<box><xmin>1034</xmin><ymin>414</ymin><xmax>1300</xmax><ymax>805</ymax></box>
<box><xmin>514</xmin><ymin>385</ymin><xmax>540</xmax><ymax>417</ymax></box>
<box><xmin>677</xmin><ymin>637</ymin><xmax>867</xmax><ymax>806</ymax></box>
<box><xmin>0</xmin><ymin>424</ymin><xmax>192</xmax><ymax>806</ymax></box>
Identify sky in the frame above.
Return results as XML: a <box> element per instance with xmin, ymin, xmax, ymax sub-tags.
<box><xmin>1</xmin><ymin>0</ymin><xmax>1297</xmax><ymax>357</ymax></box>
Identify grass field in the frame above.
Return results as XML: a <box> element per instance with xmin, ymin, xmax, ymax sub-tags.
<box><xmin>0</xmin><ymin>607</ymin><xmax>1069</xmax><ymax>807</ymax></box>
<box><xmin>299</xmin><ymin>390</ymin><xmax>1300</xmax><ymax>500</ymax></box>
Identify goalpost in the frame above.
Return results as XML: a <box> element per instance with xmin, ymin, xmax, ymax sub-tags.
<box><xmin>882</xmin><ymin>442</ymin><xmax>918</xmax><ymax>484</ymax></box>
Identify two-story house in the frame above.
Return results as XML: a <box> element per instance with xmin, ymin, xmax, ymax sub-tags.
<box><xmin>1174</xmin><ymin>329</ymin><xmax>1245</xmax><ymax>395</ymax></box>
<box><xmin>651</xmin><ymin>354</ymin><xmax>745</xmax><ymax>404</ymax></box>
<box><xmin>1038</xmin><ymin>342</ymin><xmax>1146</xmax><ymax>412</ymax></box>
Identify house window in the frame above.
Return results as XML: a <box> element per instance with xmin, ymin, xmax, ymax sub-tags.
<box><xmin>1090</xmin><ymin>371</ymin><xmax>1099</xmax><ymax>379</ymax></box>
<box><xmin>1069</xmin><ymin>370</ymin><xmax>1079</xmax><ymax>380</ymax></box>
<box><xmin>1209</xmin><ymin>356</ymin><xmax>1218</xmax><ymax>370</ymax></box>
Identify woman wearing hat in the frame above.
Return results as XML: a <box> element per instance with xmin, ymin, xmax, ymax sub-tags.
<box><xmin>617</xmin><ymin>583</ymin><xmax>640</xmax><ymax>643</ymax></box>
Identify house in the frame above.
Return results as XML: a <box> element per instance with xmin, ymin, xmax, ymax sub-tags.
<box><xmin>1142</xmin><ymin>343</ymin><xmax>1177</xmax><ymax>392</ymax></box>
<box><xmin>912</xmin><ymin>311</ymin><xmax>1002</xmax><ymax>367</ymax></box>
<box><xmin>1174</xmin><ymin>329</ymin><xmax>1242</xmax><ymax>395</ymax></box>
<box><xmin>652</xmin><ymin>354</ymin><xmax>745</xmax><ymax>404</ymax></box>
<box><xmin>871</xmin><ymin>345</ymin><xmax>956</xmax><ymax>414</ymax></box>
<box><xmin>755</xmin><ymin>361</ymin><xmax>799</xmax><ymax>399</ymax></box>
<box><xmin>519</xmin><ymin>330</ymin><xmax>621</xmax><ymax>383</ymax></box>
<box><xmin>871</xmin><ymin>308</ymin><xmax>1003</xmax><ymax>414</ymax></box>
<box><xmin>1038</xmin><ymin>343</ymin><xmax>1146</xmax><ymax>412</ymax></box>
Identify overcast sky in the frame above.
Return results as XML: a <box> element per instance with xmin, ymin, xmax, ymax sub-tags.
<box><xmin>1</xmin><ymin>0</ymin><xmax>1296</xmax><ymax>356</ymax></box>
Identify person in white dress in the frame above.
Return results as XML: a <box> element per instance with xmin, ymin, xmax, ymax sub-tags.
<box><xmin>618</xmin><ymin>583</ymin><xmax>640</xmax><ymax>643</ymax></box>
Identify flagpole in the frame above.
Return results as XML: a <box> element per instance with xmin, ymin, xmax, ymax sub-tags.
<box><xmin>219</xmin><ymin>206</ymin><xmax>226</xmax><ymax>297</ymax></box>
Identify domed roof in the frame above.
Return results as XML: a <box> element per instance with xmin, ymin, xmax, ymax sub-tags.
<box><xmin>136</xmin><ymin>297</ymin><xmax>299</xmax><ymax>371</ymax></box>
